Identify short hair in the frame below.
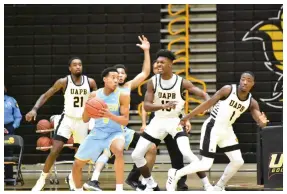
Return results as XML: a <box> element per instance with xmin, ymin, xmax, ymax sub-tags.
<box><xmin>101</xmin><ymin>67</ymin><xmax>118</xmax><ymax>80</ymax></box>
<box><xmin>241</xmin><ymin>71</ymin><xmax>255</xmax><ymax>80</ymax></box>
<box><xmin>68</xmin><ymin>57</ymin><xmax>82</xmax><ymax>66</ymax></box>
<box><xmin>156</xmin><ymin>49</ymin><xmax>176</xmax><ymax>61</ymax></box>
<box><xmin>114</xmin><ymin>64</ymin><xmax>127</xmax><ymax>73</ymax></box>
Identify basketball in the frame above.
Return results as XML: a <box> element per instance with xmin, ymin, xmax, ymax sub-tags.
<box><xmin>37</xmin><ymin>119</ymin><xmax>52</xmax><ymax>133</ymax></box>
<box><xmin>36</xmin><ymin>137</ymin><xmax>52</xmax><ymax>151</ymax></box>
<box><xmin>85</xmin><ymin>97</ymin><xmax>107</xmax><ymax>118</ymax></box>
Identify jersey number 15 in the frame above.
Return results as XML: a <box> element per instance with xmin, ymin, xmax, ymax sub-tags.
<box><xmin>74</xmin><ymin>97</ymin><xmax>83</xmax><ymax>107</ymax></box>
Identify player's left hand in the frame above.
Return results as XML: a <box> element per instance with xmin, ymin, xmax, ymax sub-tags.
<box><xmin>98</xmin><ymin>108</ymin><xmax>112</xmax><ymax>118</ymax></box>
<box><xmin>258</xmin><ymin>112</ymin><xmax>269</xmax><ymax>125</ymax></box>
<box><xmin>185</xmin><ymin>120</ymin><xmax>192</xmax><ymax>133</ymax></box>
<box><xmin>4</xmin><ymin>128</ymin><xmax>9</xmax><ymax>134</ymax></box>
<box><xmin>136</xmin><ymin>35</ymin><xmax>150</xmax><ymax>51</ymax></box>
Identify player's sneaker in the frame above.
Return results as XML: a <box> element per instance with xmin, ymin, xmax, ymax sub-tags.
<box><xmin>83</xmin><ymin>180</ymin><xmax>102</xmax><ymax>191</ymax></box>
<box><xmin>31</xmin><ymin>178</ymin><xmax>45</xmax><ymax>191</ymax></box>
<box><xmin>203</xmin><ymin>184</ymin><xmax>214</xmax><ymax>191</ymax></box>
<box><xmin>65</xmin><ymin>175</ymin><xmax>75</xmax><ymax>191</ymax></box>
<box><xmin>213</xmin><ymin>185</ymin><xmax>225</xmax><ymax>191</ymax></box>
<box><xmin>144</xmin><ymin>184</ymin><xmax>160</xmax><ymax>191</ymax></box>
<box><xmin>166</xmin><ymin>168</ymin><xmax>178</xmax><ymax>191</ymax></box>
<box><xmin>125</xmin><ymin>179</ymin><xmax>139</xmax><ymax>190</ymax></box>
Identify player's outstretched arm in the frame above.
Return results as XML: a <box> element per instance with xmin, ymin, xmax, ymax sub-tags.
<box><xmin>249</xmin><ymin>98</ymin><xmax>269</xmax><ymax>128</ymax></box>
<box><xmin>129</xmin><ymin>35</ymin><xmax>151</xmax><ymax>90</ymax></box>
<box><xmin>182</xmin><ymin>79</ymin><xmax>210</xmax><ymax>101</ymax></box>
<box><xmin>181</xmin><ymin>85</ymin><xmax>232</xmax><ymax>123</ymax></box>
<box><xmin>88</xmin><ymin>78</ymin><xmax>98</xmax><ymax>91</ymax></box>
<box><xmin>25</xmin><ymin>78</ymin><xmax>66</xmax><ymax>122</ymax></box>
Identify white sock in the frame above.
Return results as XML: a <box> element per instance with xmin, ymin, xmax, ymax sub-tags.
<box><xmin>74</xmin><ymin>187</ymin><xmax>83</xmax><ymax>191</ymax></box>
<box><xmin>69</xmin><ymin>172</ymin><xmax>72</xmax><ymax>180</ymax></box>
<box><xmin>201</xmin><ymin>176</ymin><xmax>211</xmax><ymax>186</ymax></box>
<box><xmin>116</xmin><ymin>184</ymin><xmax>123</xmax><ymax>191</ymax></box>
<box><xmin>91</xmin><ymin>171</ymin><xmax>100</xmax><ymax>181</ymax></box>
<box><xmin>141</xmin><ymin>178</ymin><xmax>147</xmax><ymax>185</ymax></box>
<box><xmin>40</xmin><ymin>171</ymin><xmax>48</xmax><ymax>179</ymax></box>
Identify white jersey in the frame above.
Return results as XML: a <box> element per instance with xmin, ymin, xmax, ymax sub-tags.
<box><xmin>152</xmin><ymin>74</ymin><xmax>185</xmax><ymax>118</ymax></box>
<box><xmin>210</xmin><ymin>84</ymin><xmax>252</xmax><ymax>128</ymax></box>
<box><xmin>64</xmin><ymin>75</ymin><xmax>91</xmax><ymax>118</ymax></box>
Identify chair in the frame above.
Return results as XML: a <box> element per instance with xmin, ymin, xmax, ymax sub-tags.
<box><xmin>4</xmin><ymin>135</ymin><xmax>24</xmax><ymax>186</ymax></box>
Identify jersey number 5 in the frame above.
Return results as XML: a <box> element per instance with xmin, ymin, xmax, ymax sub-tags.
<box><xmin>74</xmin><ymin>97</ymin><xmax>83</xmax><ymax>107</ymax></box>
<box><xmin>161</xmin><ymin>100</ymin><xmax>171</xmax><ymax>112</ymax></box>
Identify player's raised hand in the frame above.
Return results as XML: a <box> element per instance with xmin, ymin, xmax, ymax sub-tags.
<box><xmin>136</xmin><ymin>35</ymin><xmax>150</xmax><ymax>51</ymax></box>
<box><xmin>259</xmin><ymin>112</ymin><xmax>269</xmax><ymax>125</ymax></box>
<box><xmin>25</xmin><ymin>109</ymin><xmax>37</xmax><ymax>122</ymax></box>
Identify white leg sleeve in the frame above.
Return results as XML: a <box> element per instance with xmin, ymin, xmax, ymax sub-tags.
<box><xmin>131</xmin><ymin>137</ymin><xmax>152</xmax><ymax>168</ymax></box>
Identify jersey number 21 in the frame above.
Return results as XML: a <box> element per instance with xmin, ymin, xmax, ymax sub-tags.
<box><xmin>74</xmin><ymin>97</ymin><xmax>83</xmax><ymax>107</ymax></box>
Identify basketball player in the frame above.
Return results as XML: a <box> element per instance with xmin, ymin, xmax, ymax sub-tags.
<box><xmin>131</xmin><ymin>49</ymin><xmax>212</xmax><ymax>191</ymax></box>
<box><xmin>83</xmin><ymin>35</ymin><xmax>155</xmax><ymax>191</ymax></box>
<box><xmin>72</xmin><ymin>67</ymin><xmax>130</xmax><ymax>191</ymax></box>
<box><xmin>83</xmin><ymin>58</ymin><xmax>157</xmax><ymax>191</ymax></box>
<box><xmin>166</xmin><ymin>71</ymin><xmax>269</xmax><ymax>191</ymax></box>
<box><xmin>25</xmin><ymin>57</ymin><xmax>97</xmax><ymax>191</ymax></box>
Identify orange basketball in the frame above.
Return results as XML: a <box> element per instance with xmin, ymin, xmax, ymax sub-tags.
<box><xmin>85</xmin><ymin>97</ymin><xmax>107</xmax><ymax>118</ymax></box>
<box><xmin>37</xmin><ymin>119</ymin><xmax>52</xmax><ymax>132</ymax></box>
<box><xmin>37</xmin><ymin>137</ymin><xmax>52</xmax><ymax>151</ymax></box>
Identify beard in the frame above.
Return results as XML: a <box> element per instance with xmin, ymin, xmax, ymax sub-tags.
<box><xmin>74</xmin><ymin>72</ymin><xmax>82</xmax><ymax>77</ymax></box>
<box><xmin>118</xmin><ymin>82</ymin><xmax>125</xmax><ymax>86</ymax></box>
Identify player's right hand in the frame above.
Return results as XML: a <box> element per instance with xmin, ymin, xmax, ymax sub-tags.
<box><xmin>163</xmin><ymin>101</ymin><xmax>177</xmax><ymax>110</ymax></box>
<box><xmin>25</xmin><ymin>110</ymin><xmax>37</xmax><ymax>122</ymax></box>
<box><xmin>140</xmin><ymin>124</ymin><xmax>146</xmax><ymax>133</ymax></box>
<box><xmin>4</xmin><ymin>128</ymin><xmax>9</xmax><ymax>134</ymax></box>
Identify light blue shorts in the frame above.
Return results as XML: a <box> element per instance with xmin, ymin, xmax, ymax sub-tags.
<box><xmin>75</xmin><ymin>129</ymin><xmax>124</xmax><ymax>162</ymax></box>
<box><xmin>123</xmin><ymin>127</ymin><xmax>135</xmax><ymax>150</ymax></box>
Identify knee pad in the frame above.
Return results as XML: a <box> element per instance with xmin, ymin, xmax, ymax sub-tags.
<box><xmin>232</xmin><ymin>157</ymin><xmax>244</xmax><ymax>167</ymax></box>
<box><xmin>201</xmin><ymin>157</ymin><xmax>214</xmax><ymax>171</ymax></box>
<box><xmin>131</xmin><ymin>150</ymin><xmax>146</xmax><ymax>168</ymax></box>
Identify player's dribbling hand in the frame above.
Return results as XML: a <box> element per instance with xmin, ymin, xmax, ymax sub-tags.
<box><xmin>25</xmin><ymin>109</ymin><xmax>37</xmax><ymax>122</ymax></box>
<box><xmin>140</xmin><ymin>124</ymin><xmax>146</xmax><ymax>133</ymax></box>
<box><xmin>4</xmin><ymin>128</ymin><xmax>9</xmax><ymax>134</ymax></box>
<box><xmin>136</xmin><ymin>35</ymin><xmax>150</xmax><ymax>51</ymax></box>
<box><xmin>258</xmin><ymin>112</ymin><xmax>269</xmax><ymax>125</ymax></box>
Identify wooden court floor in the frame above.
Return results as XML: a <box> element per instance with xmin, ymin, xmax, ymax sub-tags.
<box><xmin>4</xmin><ymin>164</ymin><xmax>265</xmax><ymax>191</ymax></box>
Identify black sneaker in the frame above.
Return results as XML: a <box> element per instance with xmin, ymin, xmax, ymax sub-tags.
<box><xmin>83</xmin><ymin>180</ymin><xmax>102</xmax><ymax>191</ymax></box>
<box><xmin>177</xmin><ymin>183</ymin><xmax>188</xmax><ymax>191</ymax></box>
<box><xmin>136</xmin><ymin>183</ymin><xmax>146</xmax><ymax>191</ymax></box>
<box><xmin>125</xmin><ymin>179</ymin><xmax>139</xmax><ymax>190</ymax></box>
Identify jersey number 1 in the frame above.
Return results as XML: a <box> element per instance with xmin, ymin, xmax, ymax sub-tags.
<box><xmin>74</xmin><ymin>97</ymin><xmax>83</xmax><ymax>107</ymax></box>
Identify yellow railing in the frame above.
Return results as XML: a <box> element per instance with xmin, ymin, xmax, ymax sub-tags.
<box><xmin>137</xmin><ymin>4</ymin><xmax>207</xmax><ymax>117</ymax></box>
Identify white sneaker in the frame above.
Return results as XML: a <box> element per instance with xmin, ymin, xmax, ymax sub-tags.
<box><xmin>32</xmin><ymin>178</ymin><xmax>45</xmax><ymax>191</ymax></box>
<box><xmin>166</xmin><ymin>168</ymin><xmax>178</xmax><ymax>191</ymax></box>
<box><xmin>213</xmin><ymin>185</ymin><xmax>225</xmax><ymax>191</ymax></box>
<box><xmin>203</xmin><ymin>184</ymin><xmax>214</xmax><ymax>191</ymax></box>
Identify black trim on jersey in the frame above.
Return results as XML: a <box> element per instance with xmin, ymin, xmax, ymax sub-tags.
<box><xmin>235</xmin><ymin>84</ymin><xmax>250</xmax><ymax>102</ymax></box>
<box><xmin>71</xmin><ymin>75</ymin><xmax>85</xmax><ymax>86</ymax></box>
<box><xmin>54</xmin><ymin>113</ymin><xmax>65</xmax><ymax>137</ymax></box>
<box><xmin>200</xmin><ymin>149</ymin><xmax>216</xmax><ymax>158</ymax></box>
<box><xmin>202</xmin><ymin>118</ymin><xmax>215</xmax><ymax>157</ymax></box>
<box><xmin>154</xmin><ymin>75</ymin><xmax>158</xmax><ymax>94</ymax></box>
<box><xmin>174</xmin><ymin>131</ymin><xmax>187</xmax><ymax>140</ymax></box>
<box><xmin>247</xmin><ymin>96</ymin><xmax>253</xmax><ymax>111</ymax></box>
<box><xmin>159</xmin><ymin>74</ymin><xmax>178</xmax><ymax>90</ymax></box>
<box><xmin>210</xmin><ymin>113</ymin><xmax>217</xmax><ymax>118</ymax></box>
<box><xmin>142</xmin><ymin>132</ymin><xmax>161</xmax><ymax>146</ymax></box>
<box><xmin>220</xmin><ymin>144</ymin><xmax>240</xmax><ymax>152</ymax></box>
<box><xmin>53</xmin><ymin>135</ymin><xmax>68</xmax><ymax>144</ymax></box>
<box><xmin>63</xmin><ymin>76</ymin><xmax>69</xmax><ymax>94</ymax></box>
<box><xmin>73</xmin><ymin>143</ymin><xmax>80</xmax><ymax>148</ymax></box>
<box><xmin>87</xmin><ymin>76</ymin><xmax>92</xmax><ymax>92</ymax></box>
<box><xmin>180</xmin><ymin>78</ymin><xmax>186</xmax><ymax>100</ymax></box>
<box><xmin>220</xmin><ymin>84</ymin><xmax>233</xmax><ymax>101</ymax></box>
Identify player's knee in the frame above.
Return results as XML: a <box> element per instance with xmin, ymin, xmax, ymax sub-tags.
<box><xmin>49</xmin><ymin>146</ymin><xmax>62</xmax><ymax>157</ymax></box>
<box><xmin>147</xmin><ymin>144</ymin><xmax>157</xmax><ymax>155</ymax></box>
<box><xmin>73</xmin><ymin>159</ymin><xmax>86</xmax><ymax>169</ymax></box>
<box><xmin>112</xmin><ymin>146</ymin><xmax>124</xmax><ymax>158</ymax></box>
<box><xmin>232</xmin><ymin>157</ymin><xmax>244</xmax><ymax>167</ymax></box>
<box><xmin>201</xmin><ymin>157</ymin><xmax>214</xmax><ymax>171</ymax></box>
<box><xmin>132</xmin><ymin>150</ymin><xmax>146</xmax><ymax>167</ymax></box>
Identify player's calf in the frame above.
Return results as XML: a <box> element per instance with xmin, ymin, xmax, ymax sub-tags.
<box><xmin>72</xmin><ymin>159</ymin><xmax>87</xmax><ymax>190</ymax></box>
